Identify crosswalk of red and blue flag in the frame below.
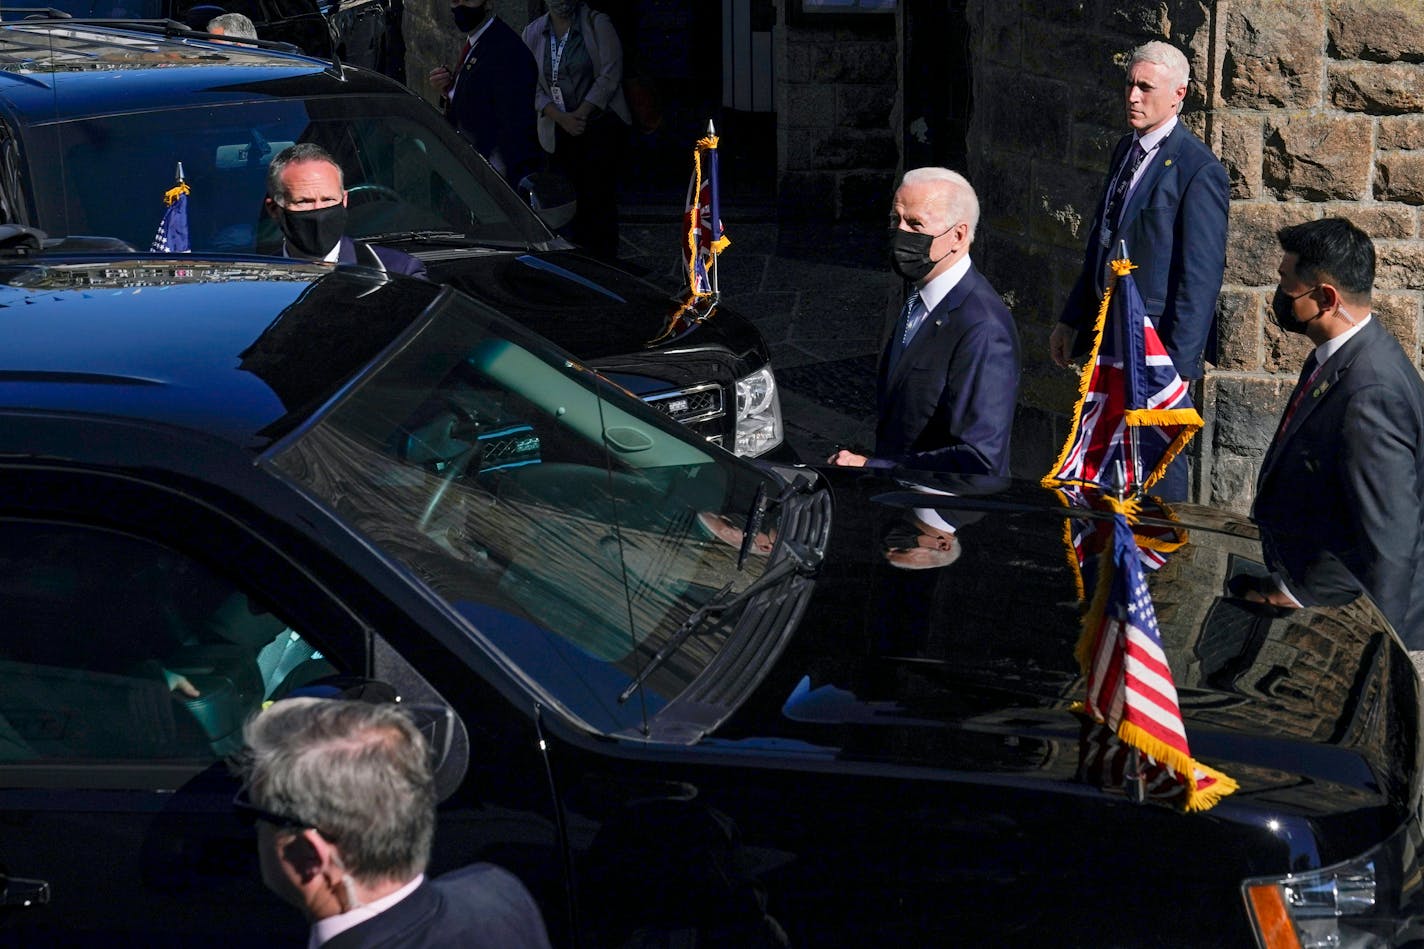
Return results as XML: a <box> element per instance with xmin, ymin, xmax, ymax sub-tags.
<box><xmin>1076</xmin><ymin>506</ymin><xmax>1235</xmax><ymax>811</ymax></box>
<box><xmin>1045</xmin><ymin>258</ymin><xmax>1200</xmax><ymax>494</ymax></box>
<box><xmin>682</xmin><ymin>133</ymin><xmax>729</xmax><ymax>300</ymax></box>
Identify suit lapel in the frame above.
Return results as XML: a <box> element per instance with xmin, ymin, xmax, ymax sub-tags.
<box><xmin>883</xmin><ymin>266</ymin><xmax>980</xmax><ymax>395</ymax></box>
<box><xmin>1116</xmin><ymin>124</ymin><xmax>1185</xmax><ymax>235</ymax></box>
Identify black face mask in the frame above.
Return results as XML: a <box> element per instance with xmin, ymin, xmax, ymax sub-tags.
<box><xmin>276</xmin><ymin>203</ymin><xmax>347</xmax><ymax>259</ymax></box>
<box><xmin>1270</xmin><ymin>285</ymin><xmax>1316</xmax><ymax>335</ymax></box>
<box><xmin>889</xmin><ymin>226</ymin><xmax>951</xmax><ymax>282</ymax></box>
<box><xmin>451</xmin><ymin>3</ymin><xmax>487</xmax><ymax>33</ymax></box>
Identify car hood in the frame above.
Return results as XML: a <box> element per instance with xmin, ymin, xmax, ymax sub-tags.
<box><xmin>424</xmin><ymin>249</ymin><xmax>767</xmax><ymax>392</ymax></box>
<box><xmin>714</xmin><ymin>470</ymin><xmax>1420</xmax><ymax>832</ymax></box>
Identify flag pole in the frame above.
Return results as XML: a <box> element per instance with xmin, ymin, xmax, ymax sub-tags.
<box><xmin>706</xmin><ymin>119</ymin><xmax>720</xmax><ymax>305</ymax></box>
<box><xmin>1116</xmin><ymin>239</ymin><xmax>1142</xmax><ymax>494</ymax></box>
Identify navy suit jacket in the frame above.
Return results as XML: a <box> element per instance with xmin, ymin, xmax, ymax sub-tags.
<box><xmin>336</xmin><ymin>236</ymin><xmax>428</xmax><ymax>279</ymax></box>
<box><xmin>323</xmin><ymin>864</ymin><xmax>551</xmax><ymax>949</ymax></box>
<box><xmin>446</xmin><ymin>17</ymin><xmax>540</xmax><ymax>183</ymax></box>
<box><xmin>1061</xmin><ymin>120</ymin><xmax>1229</xmax><ymax>379</ymax></box>
<box><xmin>1252</xmin><ymin>318</ymin><xmax>1424</xmax><ymax>650</ymax></box>
<box><xmin>873</xmin><ymin>264</ymin><xmax>1021</xmax><ymax>476</ymax></box>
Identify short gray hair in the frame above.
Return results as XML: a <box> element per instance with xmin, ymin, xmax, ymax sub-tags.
<box><xmin>266</xmin><ymin>142</ymin><xmax>343</xmax><ymax>202</ymax></box>
<box><xmin>898</xmin><ymin>166</ymin><xmax>980</xmax><ymax>242</ymax></box>
<box><xmin>237</xmin><ymin>698</ymin><xmax>436</xmax><ymax>886</ymax></box>
<box><xmin>207</xmin><ymin>12</ymin><xmax>257</xmax><ymax>39</ymax></box>
<box><xmin>1128</xmin><ymin>41</ymin><xmax>1190</xmax><ymax>91</ymax></box>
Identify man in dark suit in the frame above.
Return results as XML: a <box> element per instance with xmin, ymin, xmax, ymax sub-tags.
<box><xmin>828</xmin><ymin>167</ymin><xmax>1020</xmax><ymax>476</ymax></box>
<box><xmin>1050</xmin><ymin>40</ymin><xmax>1229</xmax><ymax>500</ymax></box>
<box><xmin>1249</xmin><ymin>218</ymin><xmax>1424</xmax><ymax>651</ymax></box>
<box><xmin>265</xmin><ymin>143</ymin><xmax>428</xmax><ymax>278</ymax></box>
<box><xmin>237</xmin><ymin>697</ymin><xmax>551</xmax><ymax>948</ymax></box>
<box><xmin>427</xmin><ymin>0</ymin><xmax>539</xmax><ymax>183</ymax></box>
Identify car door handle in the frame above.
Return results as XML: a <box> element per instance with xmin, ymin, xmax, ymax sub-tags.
<box><xmin>0</xmin><ymin>873</ymin><xmax>50</xmax><ymax>908</ymax></box>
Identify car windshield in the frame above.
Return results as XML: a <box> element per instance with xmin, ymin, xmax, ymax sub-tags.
<box><xmin>267</xmin><ymin>290</ymin><xmax>780</xmax><ymax>736</ymax></box>
<box><xmin>29</xmin><ymin>93</ymin><xmax>549</xmax><ymax>253</ymax></box>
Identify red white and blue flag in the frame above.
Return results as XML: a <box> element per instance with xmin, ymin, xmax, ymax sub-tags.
<box><xmin>682</xmin><ymin>132</ymin><xmax>729</xmax><ymax>300</ymax></box>
<box><xmin>1076</xmin><ymin>507</ymin><xmax>1235</xmax><ymax>811</ymax></box>
<box><xmin>1045</xmin><ymin>258</ymin><xmax>1200</xmax><ymax>494</ymax></box>
<box><xmin>150</xmin><ymin>170</ymin><xmax>191</xmax><ymax>254</ymax></box>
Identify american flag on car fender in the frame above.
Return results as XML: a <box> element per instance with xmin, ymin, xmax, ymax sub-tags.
<box><xmin>1043</xmin><ymin>258</ymin><xmax>1201</xmax><ymax>495</ymax></box>
<box><xmin>1075</xmin><ymin>505</ymin><xmax>1236</xmax><ymax>812</ymax></box>
<box><xmin>1053</xmin><ymin>485</ymin><xmax>1188</xmax><ymax>600</ymax></box>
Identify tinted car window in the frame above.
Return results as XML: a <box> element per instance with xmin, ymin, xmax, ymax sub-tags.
<box><xmin>0</xmin><ymin>520</ymin><xmax>333</xmax><ymax>763</ymax></box>
<box><xmin>39</xmin><ymin>0</ymin><xmax>165</xmax><ymax>16</ymax></box>
<box><xmin>34</xmin><ymin>94</ymin><xmax>545</xmax><ymax>253</ymax></box>
<box><xmin>269</xmin><ymin>294</ymin><xmax>777</xmax><ymax>735</ymax></box>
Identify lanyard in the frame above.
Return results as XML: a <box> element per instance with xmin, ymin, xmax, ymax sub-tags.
<box><xmin>549</xmin><ymin>28</ymin><xmax>571</xmax><ymax>85</ymax></box>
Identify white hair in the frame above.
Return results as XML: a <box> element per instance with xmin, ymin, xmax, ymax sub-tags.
<box><xmin>898</xmin><ymin>167</ymin><xmax>980</xmax><ymax>242</ymax></box>
<box><xmin>1129</xmin><ymin>41</ymin><xmax>1190</xmax><ymax>90</ymax></box>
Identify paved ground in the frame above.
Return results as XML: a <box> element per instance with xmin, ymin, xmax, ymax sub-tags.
<box><xmin>617</xmin><ymin>208</ymin><xmax>898</xmax><ymax>463</ymax></box>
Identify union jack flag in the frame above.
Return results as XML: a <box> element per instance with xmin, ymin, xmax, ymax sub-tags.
<box><xmin>1055</xmin><ymin>485</ymin><xmax>1187</xmax><ymax>600</ymax></box>
<box><xmin>682</xmin><ymin>131</ymin><xmax>729</xmax><ymax>301</ymax></box>
<box><xmin>1077</xmin><ymin>509</ymin><xmax>1235</xmax><ymax>811</ymax></box>
<box><xmin>1044</xmin><ymin>258</ymin><xmax>1201</xmax><ymax>494</ymax></box>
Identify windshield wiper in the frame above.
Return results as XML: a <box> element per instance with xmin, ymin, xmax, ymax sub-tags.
<box><xmin>737</xmin><ymin>482</ymin><xmax>768</xmax><ymax>570</ymax></box>
<box><xmin>617</xmin><ymin>538</ymin><xmax>822</xmax><ymax>705</ymax></box>
<box><xmin>361</xmin><ymin>230</ymin><xmax>469</xmax><ymax>243</ymax></box>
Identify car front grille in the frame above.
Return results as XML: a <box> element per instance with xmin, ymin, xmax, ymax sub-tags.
<box><xmin>643</xmin><ymin>383</ymin><xmax>725</xmax><ymax>445</ymax></box>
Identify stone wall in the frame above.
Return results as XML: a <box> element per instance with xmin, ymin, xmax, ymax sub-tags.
<box><xmin>965</xmin><ymin>0</ymin><xmax>1424</xmax><ymax>508</ymax></box>
<box><xmin>774</xmin><ymin>10</ymin><xmax>898</xmax><ymax>221</ymax></box>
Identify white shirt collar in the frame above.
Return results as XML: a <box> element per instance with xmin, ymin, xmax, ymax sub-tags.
<box><xmin>309</xmin><ymin>874</ymin><xmax>424</xmax><ymax>949</ymax></box>
<box><xmin>916</xmin><ymin>252</ymin><xmax>973</xmax><ymax>313</ymax></box>
<box><xmin>465</xmin><ymin>15</ymin><xmax>496</xmax><ymax>49</ymax></box>
<box><xmin>1134</xmin><ymin>114</ymin><xmax>1177</xmax><ymax>155</ymax></box>
<box><xmin>1313</xmin><ymin>312</ymin><xmax>1372</xmax><ymax>367</ymax></box>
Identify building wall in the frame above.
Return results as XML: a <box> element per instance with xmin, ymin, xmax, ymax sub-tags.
<box><xmin>966</xmin><ymin>0</ymin><xmax>1424</xmax><ymax>508</ymax></box>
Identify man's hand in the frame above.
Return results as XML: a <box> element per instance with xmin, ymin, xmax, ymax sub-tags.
<box><xmin>827</xmin><ymin>450</ymin><xmax>868</xmax><ymax>467</ymax></box>
<box><xmin>1049</xmin><ymin>323</ymin><xmax>1077</xmax><ymax>368</ymax></box>
<box><xmin>428</xmin><ymin>65</ymin><xmax>454</xmax><ymax>97</ymax></box>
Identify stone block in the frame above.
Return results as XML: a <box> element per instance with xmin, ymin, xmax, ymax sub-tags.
<box><xmin>1072</xmin><ymin>123</ymin><xmax>1122</xmax><ymax>172</ymax></box>
<box><xmin>810</xmin><ymin>42</ymin><xmax>895</xmax><ymax>84</ymax></box>
<box><xmin>783</xmin><ymin>128</ymin><xmax>829</xmax><ymax>169</ymax></box>
<box><xmin>974</xmin><ymin>229</ymin><xmax>1060</xmax><ymax>327</ymax></box>
<box><xmin>1207</xmin><ymin>457</ymin><xmax>1257</xmax><ymax>513</ymax></box>
<box><xmin>972</xmin><ymin>150</ymin><xmax>1031</xmax><ymax>235</ymax></box>
<box><xmin>1223</xmin><ymin>202</ymin><xmax>1319</xmax><ymax>286</ymax></box>
<box><xmin>1376</xmin><ymin>242</ymin><xmax>1424</xmax><ymax>291</ymax></box>
<box><xmin>981</xmin><ymin>0</ymin><xmax>1023</xmax><ymax>65</ymax></box>
<box><xmin>1211</xmin><ymin>375</ymin><xmax>1291</xmax><ymax>457</ymax></box>
<box><xmin>1215</xmin><ymin>289</ymin><xmax>1262</xmax><ymax>371</ymax></box>
<box><xmin>980</xmin><ymin>68</ymin><xmax>1072</xmax><ymax>158</ymax></box>
<box><xmin>1264</xmin><ymin>316</ymin><xmax>1315</xmax><ymax>373</ymax></box>
<box><xmin>777</xmin><ymin>171</ymin><xmax>837</xmax><ymax>222</ymax></box>
<box><xmin>1376</xmin><ymin>153</ymin><xmax>1424</xmax><ymax>205</ymax></box>
<box><xmin>837</xmin><ymin>171</ymin><xmax>897</xmax><ymax>221</ymax></box>
<box><xmin>1033</xmin><ymin>0</ymin><xmax>1099</xmax><ymax>25</ymax></box>
<box><xmin>809</xmin><ymin>129</ymin><xmax>897</xmax><ymax>171</ymax></box>
<box><xmin>1371</xmin><ymin>291</ymin><xmax>1421</xmax><ymax>360</ymax></box>
<box><xmin>1031</xmin><ymin>162</ymin><xmax>1107</xmax><ymax>250</ymax></box>
<box><xmin>1263</xmin><ymin>115</ymin><xmax>1373</xmax><ymax>201</ymax></box>
<box><xmin>1326</xmin><ymin>203</ymin><xmax>1417</xmax><ymax>239</ymax></box>
<box><xmin>1330</xmin><ymin>62</ymin><xmax>1424</xmax><ymax>115</ymax></box>
<box><xmin>1222</xmin><ymin>0</ymin><xmax>1326</xmax><ymax>109</ymax></box>
<box><xmin>784</xmin><ymin>84</ymin><xmax>837</xmax><ymax>129</ymax></box>
<box><xmin>1022</xmin><ymin>23</ymin><xmax>1124</xmax><ymax>93</ymax></box>
<box><xmin>1219</xmin><ymin>114</ymin><xmax>1264</xmax><ymax>199</ymax></box>
<box><xmin>838</xmin><ymin>84</ymin><xmax>897</xmax><ymax>131</ymax></box>
<box><xmin>1379</xmin><ymin>117</ymin><xmax>1424</xmax><ymax>151</ymax></box>
<box><xmin>1328</xmin><ymin>0</ymin><xmax>1424</xmax><ymax>64</ymax></box>
<box><xmin>783</xmin><ymin>42</ymin><xmax>813</xmax><ymax>84</ymax></box>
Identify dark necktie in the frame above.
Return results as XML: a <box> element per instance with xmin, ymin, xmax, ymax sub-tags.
<box><xmin>1105</xmin><ymin>141</ymin><xmax>1148</xmax><ymax>234</ymax></box>
<box><xmin>900</xmin><ymin>289</ymin><xmax>924</xmax><ymax>347</ymax></box>
<box><xmin>1275</xmin><ymin>351</ymin><xmax>1322</xmax><ymax>439</ymax></box>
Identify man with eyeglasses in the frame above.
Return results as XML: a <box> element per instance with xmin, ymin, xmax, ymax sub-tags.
<box><xmin>234</xmin><ymin>697</ymin><xmax>550</xmax><ymax>948</ymax></box>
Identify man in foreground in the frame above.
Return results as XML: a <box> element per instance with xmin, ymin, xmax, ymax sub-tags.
<box><xmin>828</xmin><ymin>166</ymin><xmax>1019</xmax><ymax>476</ymax></box>
<box><xmin>1250</xmin><ymin>218</ymin><xmax>1424</xmax><ymax>651</ymax></box>
<box><xmin>236</xmin><ymin>697</ymin><xmax>551</xmax><ymax>948</ymax></box>
<box><xmin>264</xmin><ymin>143</ymin><xmax>427</xmax><ymax>278</ymax></box>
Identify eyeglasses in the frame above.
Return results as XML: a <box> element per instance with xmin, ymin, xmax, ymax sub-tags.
<box><xmin>232</xmin><ymin>784</ymin><xmax>319</xmax><ymax>835</ymax></box>
<box><xmin>1278</xmin><ymin>284</ymin><xmax>1319</xmax><ymax>303</ymax></box>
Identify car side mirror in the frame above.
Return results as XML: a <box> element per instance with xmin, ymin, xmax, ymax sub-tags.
<box><xmin>518</xmin><ymin>171</ymin><xmax>576</xmax><ymax>231</ymax></box>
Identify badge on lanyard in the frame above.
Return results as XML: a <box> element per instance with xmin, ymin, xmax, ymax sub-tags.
<box><xmin>550</xmin><ymin>29</ymin><xmax>570</xmax><ymax>111</ymax></box>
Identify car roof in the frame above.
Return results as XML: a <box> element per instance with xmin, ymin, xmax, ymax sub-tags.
<box><xmin>0</xmin><ymin>257</ymin><xmax>442</xmax><ymax>448</ymax></box>
<box><xmin>0</xmin><ymin>21</ymin><xmax>398</xmax><ymax>123</ymax></box>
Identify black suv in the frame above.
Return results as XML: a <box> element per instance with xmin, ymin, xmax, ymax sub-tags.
<box><xmin>0</xmin><ymin>21</ymin><xmax>786</xmax><ymax>458</ymax></box>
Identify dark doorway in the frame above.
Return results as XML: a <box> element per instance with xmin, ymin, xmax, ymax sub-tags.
<box><xmin>902</xmin><ymin>0</ymin><xmax>971</xmax><ymax>173</ymax></box>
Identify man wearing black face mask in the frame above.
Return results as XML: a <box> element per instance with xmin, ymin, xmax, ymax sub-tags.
<box><xmin>264</xmin><ymin>144</ymin><xmax>427</xmax><ymax>278</ymax></box>
<box><xmin>428</xmin><ymin>0</ymin><xmax>538</xmax><ymax>183</ymax></box>
<box><xmin>1250</xmin><ymin>217</ymin><xmax>1424</xmax><ymax>652</ymax></box>
<box><xmin>828</xmin><ymin>167</ymin><xmax>1020</xmax><ymax>476</ymax></box>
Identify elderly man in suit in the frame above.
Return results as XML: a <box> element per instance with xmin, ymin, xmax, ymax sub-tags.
<box><xmin>1050</xmin><ymin>40</ymin><xmax>1229</xmax><ymax>500</ymax></box>
<box><xmin>828</xmin><ymin>167</ymin><xmax>1020</xmax><ymax>476</ymax></box>
<box><xmin>1249</xmin><ymin>218</ymin><xmax>1424</xmax><ymax>651</ymax></box>
<box><xmin>264</xmin><ymin>143</ymin><xmax>428</xmax><ymax>278</ymax></box>
<box><xmin>236</xmin><ymin>697</ymin><xmax>551</xmax><ymax>948</ymax></box>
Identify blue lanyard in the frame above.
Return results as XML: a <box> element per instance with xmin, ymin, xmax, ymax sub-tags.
<box><xmin>549</xmin><ymin>29</ymin><xmax>571</xmax><ymax>85</ymax></box>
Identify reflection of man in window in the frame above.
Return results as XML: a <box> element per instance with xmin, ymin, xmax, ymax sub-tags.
<box><xmin>264</xmin><ymin>143</ymin><xmax>428</xmax><ymax>278</ymax></box>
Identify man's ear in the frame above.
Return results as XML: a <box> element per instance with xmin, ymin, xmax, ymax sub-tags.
<box><xmin>265</xmin><ymin>196</ymin><xmax>280</xmax><ymax>221</ymax></box>
<box><xmin>340</xmin><ymin>190</ymin><xmax>349</xmax><ymax>208</ymax></box>
<box><xmin>277</xmin><ymin>828</ymin><xmax>327</xmax><ymax>885</ymax></box>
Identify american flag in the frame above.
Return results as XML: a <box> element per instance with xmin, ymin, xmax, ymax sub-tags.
<box><xmin>150</xmin><ymin>178</ymin><xmax>191</xmax><ymax>254</ymax></box>
<box><xmin>1044</xmin><ymin>258</ymin><xmax>1201</xmax><ymax>494</ymax></box>
<box><xmin>1077</xmin><ymin>510</ymin><xmax>1235</xmax><ymax>811</ymax></box>
<box><xmin>681</xmin><ymin>131</ymin><xmax>728</xmax><ymax>301</ymax></box>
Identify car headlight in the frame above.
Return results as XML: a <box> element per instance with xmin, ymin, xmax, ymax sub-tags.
<box><xmin>734</xmin><ymin>367</ymin><xmax>783</xmax><ymax>457</ymax></box>
<box><xmin>1243</xmin><ymin>817</ymin><xmax>1424</xmax><ymax>948</ymax></box>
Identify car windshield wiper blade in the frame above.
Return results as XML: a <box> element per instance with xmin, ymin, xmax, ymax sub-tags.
<box><xmin>360</xmin><ymin>230</ymin><xmax>469</xmax><ymax>243</ymax></box>
<box><xmin>737</xmin><ymin>481</ymin><xmax>768</xmax><ymax>571</ymax></box>
<box><xmin>617</xmin><ymin>539</ymin><xmax>822</xmax><ymax>705</ymax></box>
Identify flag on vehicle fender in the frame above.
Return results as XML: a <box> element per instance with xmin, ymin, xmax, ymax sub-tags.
<box><xmin>682</xmin><ymin>127</ymin><xmax>728</xmax><ymax>302</ymax></box>
<box><xmin>151</xmin><ymin>163</ymin><xmax>190</xmax><ymax>254</ymax></box>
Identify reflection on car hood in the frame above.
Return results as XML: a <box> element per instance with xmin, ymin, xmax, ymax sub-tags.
<box><xmin>717</xmin><ymin>470</ymin><xmax>1418</xmax><ymax>830</ymax></box>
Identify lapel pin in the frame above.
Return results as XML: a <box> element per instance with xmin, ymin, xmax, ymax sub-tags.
<box><xmin>1313</xmin><ymin>381</ymin><xmax>1329</xmax><ymax>398</ymax></box>
<box><xmin>1163</xmin><ymin>159</ymin><xmax>1173</xmax><ymax>167</ymax></box>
